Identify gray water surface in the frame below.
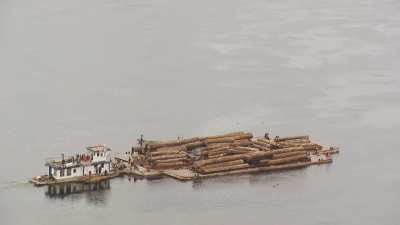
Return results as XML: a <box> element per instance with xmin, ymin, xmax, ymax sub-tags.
<box><xmin>1</xmin><ymin>0</ymin><xmax>400</xmax><ymax>224</ymax></box>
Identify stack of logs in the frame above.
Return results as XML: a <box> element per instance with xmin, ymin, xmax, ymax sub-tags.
<box><xmin>193</xmin><ymin>135</ymin><xmax>329</xmax><ymax>175</ymax></box>
<box><xmin>137</xmin><ymin>131</ymin><xmax>338</xmax><ymax>174</ymax></box>
<box><xmin>140</xmin><ymin>132</ymin><xmax>252</xmax><ymax>170</ymax></box>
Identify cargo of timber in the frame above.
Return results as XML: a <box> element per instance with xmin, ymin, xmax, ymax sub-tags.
<box><xmin>127</xmin><ymin>131</ymin><xmax>339</xmax><ymax>181</ymax></box>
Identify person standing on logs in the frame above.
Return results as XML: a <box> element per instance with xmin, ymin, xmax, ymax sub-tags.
<box><xmin>264</xmin><ymin>132</ymin><xmax>270</xmax><ymax>140</ymax></box>
<box><xmin>138</xmin><ymin>134</ymin><xmax>144</xmax><ymax>147</ymax></box>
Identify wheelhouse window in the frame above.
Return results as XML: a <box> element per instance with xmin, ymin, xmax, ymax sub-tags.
<box><xmin>73</xmin><ymin>168</ymin><xmax>76</xmax><ymax>174</ymax></box>
<box><xmin>67</xmin><ymin>168</ymin><xmax>71</xmax><ymax>176</ymax></box>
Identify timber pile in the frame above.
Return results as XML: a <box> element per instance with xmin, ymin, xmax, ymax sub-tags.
<box><xmin>137</xmin><ymin>132</ymin><xmax>253</xmax><ymax>170</ymax></box>
<box><xmin>133</xmin><ymin>131</ymin><xmax>339</xmax><ymax>178</ymax></box>
<box><xmin>193</xmin><ymin>133</ymin><xmax>338</xmax><ymax>176</ymax></box>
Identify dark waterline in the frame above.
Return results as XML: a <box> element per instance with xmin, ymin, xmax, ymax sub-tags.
<box><xmin>1</xmin><ymin>0</ymin><xmax>400</xmax><ymax>224</ymax></box>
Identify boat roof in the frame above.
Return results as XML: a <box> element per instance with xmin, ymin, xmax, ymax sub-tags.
<box><xmin>45</xmin><ymin>160</ymin><xmax>82</xmax><ymax>169</ymax></box>
<box><xmin>86</xmin><ymin>144</ymin><xmax>111</xmax><ymax>152</ymax></box>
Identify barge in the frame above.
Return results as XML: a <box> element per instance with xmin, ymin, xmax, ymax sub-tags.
<box><xmin>31</xmin><ymin>131</ymin><xmax>340</xmax><ymax>186</ymax></box>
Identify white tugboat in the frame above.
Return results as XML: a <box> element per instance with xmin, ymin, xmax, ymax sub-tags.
<box><xmin>31</xmin><ymin>144</ymin><xmax>118</xmax><ymax>186</ymax></box>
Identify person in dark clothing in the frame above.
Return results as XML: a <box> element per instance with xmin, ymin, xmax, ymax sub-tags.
<box><xmin>138</xmin><ymin>134</ymin><xmax>144</xmax><ymax>147</ymax></box>
<box><xmin>264</xmin><ymin>132</ymin><xmax>270</xmax><ymax>140</ymax></box>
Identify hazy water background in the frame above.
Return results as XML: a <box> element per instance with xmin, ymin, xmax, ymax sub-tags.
<box><xmin>1</xmin><ymin>0</ymin><xmax>400</xmax><ymax>224</ymax></box>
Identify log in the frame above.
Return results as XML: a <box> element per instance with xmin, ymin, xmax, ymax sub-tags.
<box><xmin>151</xmin><ymin>153</ymin><xmax>188</xmax><ymax>161</ymax></box>
<box><xmin>273</xmin><ymin>151</ymin><xmax>307</xmax><ymax>159</ymax></box>
<box><xmin>278</xmin><ymin>139</ymin><xmax>311</xmax><ymax>144</ymax></box>
<box><xmin>153</xmin><ymin>157</ymin><xmax>188</xmax><ymax>164</ymax></box>
<box><xmin>199</xmin><ymin>162</ymin><xmax>312</xmax><ymax>178</ymax></box>
<box><xmin>272</xmin><ymin>145</ymin><xmax>317</xmax><ymax>154</ymax></box>
<box><xmin>150</xmin><ymin>146</ymin><xmax>186</xmax><ymax>156</ymax></box>
<box><xmin>319</xmin><ymin>149</ymin><xmax>340</xmax><ymax>154</ymax></box>
<box><xmin>251</xmin><ymin>143</ymin><xmax>271</xmax><ymax>151</ymax></box>
<box><xmin>200</xmin><ymin>159</ymin><xmax>245</xmax><ymax>170</ymax></box>
<box><xmin>207</xmin><ymin>150</ymin><xmax>230</xmax><ymax>158</ymax></box>
<box><xmin>226</xmin><ymin>149</ymin><xmax>250</xmax><ymax>155</ymax></box>
<box><xmin>201</xmin><ymin>146</ymin><xmax>230</xmax><ymax>155</ymax></box>
<box><xmin>257</xmin><ymin>138</ymin><xmax>273</xmax><ymax>145</ymax></box>
<box><xmin>232</xmin><ymin>133</ymin><xmax>253</xmax><ymax>141</ymax></box>
<box><xmin>147</xmin><ymin>137</ymin><xmax>200</xmax><ymax>149</ymax></box>
<box><xmin>153</xmin><ymin>161</ymin><xmax>189</xmax><ymax>169</ymax></box>
<box><xmin>262</xmin><ymin>154</ymin><xmax>308</xmax><ymax>166</ymax></box>
<box><xmin>204</xmin><ymin>137</ymin><xmax>234</xmax><ymax>145</ymax></box>
<box><xmin>200</xmin><ymin>164</ymin><xmax>250</xmax><ymax>174</ymax></box>
<box><xmin>232</xmin><ymin>146</ymin><xmax>259</xmax><ymax>152</ymax></box>
<box><xmin>199</xmin><ymin>143</ymin><xmax>230</xmax><ymax>153</ymax></box>
<box><xmin>231</xmin><ymin>140</ymin><xmax>253</xmax><ymax>147</ymax></box>
<box><xmin>207</xmin><ymin>153</ymin><xmax>228</xmax><ymax>159</ymax></box>
<box><xmin>276</xmin><ymin>135</ymin><xmax>309</xmax><ymax>142</ymax></box>
<box><xmin>151</xmin><ymin>150</ymin><xmax>182</xmax><ymax>157</ymax></box>
<box><xmin>243</xmin><ymin>151</ymin><xmax>273</xmax><ymax>164</ymax></box>
<box><xmin>202</xmin><ymin>132</ymin><xmax>247</xmax><ymax>140</ymax></box>
<box><xmin>254</xmin><ymin>140</ymin><xmax>272</xmax><ymax>147</ymax></box>
<box><xmin>194</xmin><ymin>154</ymin><xmax>248</xmax><ymax>167</ymax></box>
<box><xmin>257</xmin><ymin>139</ymin><xmax>280</xmax><ymax>149</ymax></box>
<box><xmin>278</xmin><ymin>143</ymin><xmax>310</xmax><ymax>148</ymax></box>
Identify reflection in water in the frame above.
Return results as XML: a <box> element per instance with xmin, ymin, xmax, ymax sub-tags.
<box><xmin>45</xmin><ymin>180</ymin><xmax>110</xmax><ymax>203</ymax></box>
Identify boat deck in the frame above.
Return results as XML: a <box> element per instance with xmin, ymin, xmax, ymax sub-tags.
<box><xmin>30</xmin><ymin>172</ymin><xmax>120</xmax><ymax>186</ymax></box>
<box><xmin>163</xmin><ymin>169</ymin><xmax>197</xmax><ymax>181</ymax></box>
<box><xmin>120</xmin><ymin>167</ymin><xmax>163</xmax><ymax>179</ymax></box>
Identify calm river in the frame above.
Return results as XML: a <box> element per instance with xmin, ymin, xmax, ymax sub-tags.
<box><xmin>0</xmin><ymin>0</ymin><xmax>399</xmax><ymax>224</ymax></box>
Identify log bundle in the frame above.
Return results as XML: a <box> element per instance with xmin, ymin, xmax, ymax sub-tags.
<box><xmin>133</xmin><ymin>131</ymin><xmax>339</xmax><ymax>176</ymax></box>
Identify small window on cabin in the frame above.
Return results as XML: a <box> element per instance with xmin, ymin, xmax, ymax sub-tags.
<box><xmin>67</xmin><ymin>168</ymin><xmax>71</xmax><ymax>176</ymax></box>
<box><xmin>97</xmin><ymin>152</ymin><xmax>99</xmax><ymax>157</ymax></box>
<box><xmin>60</xmin><ymin>169</ymin><xmax>65</xmax><ymax>177</ymax></box>
<box><xmin>73</xmin><ymin>168</ymin><xmax>76</xmax><ymax>174</ymax></box>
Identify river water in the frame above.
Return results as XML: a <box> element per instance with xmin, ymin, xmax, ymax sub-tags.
<box><xmin>1</xmin><ymin>0</ymin><xmax>399</xmax><ymax>224</ymax></box>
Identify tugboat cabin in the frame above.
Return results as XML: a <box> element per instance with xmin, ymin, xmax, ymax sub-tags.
<box><xmin>45</xmin><ymin>144</ymin><xmax>112</xmax><ymax>180</ymax></box>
